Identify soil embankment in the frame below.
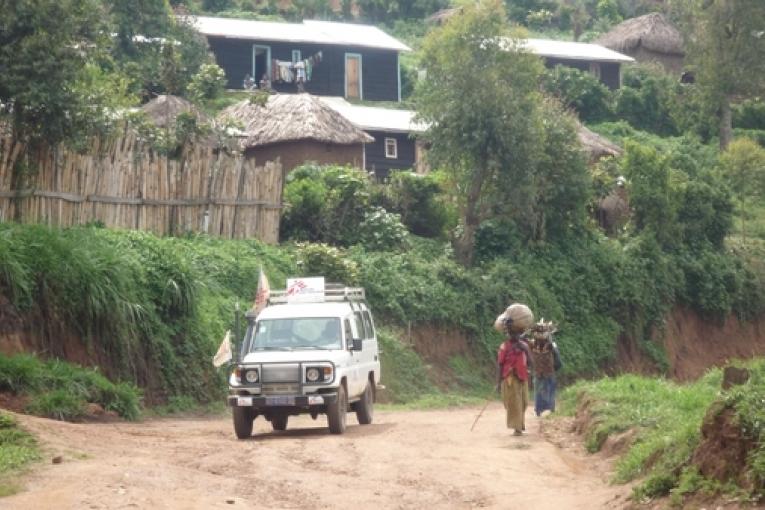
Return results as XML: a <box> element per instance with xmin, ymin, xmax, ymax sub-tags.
<box><xmin>617</xmin><ymin>307</ymin><xmax>765</xmax><ymax>380</ymax></box>
<box><xmin>3</xmin><ymin>406</ymin><xmax>628</xmax><ymax>509</ymax></box>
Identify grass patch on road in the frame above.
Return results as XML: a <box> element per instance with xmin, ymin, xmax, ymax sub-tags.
<box><xmin>0</xmin><ymin>411</ymin><xmax>39</xmax><ymax>496</ymax></box>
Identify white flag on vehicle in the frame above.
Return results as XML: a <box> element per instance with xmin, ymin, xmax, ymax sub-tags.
<box><xmin>252</xmin><ymin>267</ymin><xmax>270</xmax><ymax>314</ymax></box>
<box><xmin>212</xmin><ymin>330</ymin><xmax>232</xmax><ymax>368</ymax></box>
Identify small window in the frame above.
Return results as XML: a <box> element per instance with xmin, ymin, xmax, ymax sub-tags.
<box><xmin>292</xmin><ymin>50</ymin><xmax>301</xmax><ymax>63</ymax></box>
<box><xmin>354</xmin><ymin>312</ymin><xmax>365</xmax><ymax>339</ymax></box>
<box><xmin>362</xmin><ymin>311</ymin><xmax>375</xmax><ymax>339</ymax></box>
<box><xmin>385</xmin><ymin>137</ymin><xmax>398</xmax><ymax>159</ymax></box>
<box><xmin>344</xmin><ymin>319</ymin><xmax>354</xmax><ymax>347</ymax></box>
<box><xmin>589</xmin><ymin>62</ymin><xmax>601</xmax><ymax>79</ymax></box>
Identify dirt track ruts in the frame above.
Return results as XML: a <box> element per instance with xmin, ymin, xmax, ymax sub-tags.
<box><xmin>4</xmin><ymin>403</ymin><xmax>629</xmax><ymax>509</ymax></box>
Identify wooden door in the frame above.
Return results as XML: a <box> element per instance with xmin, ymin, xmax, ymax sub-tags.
<box><xmin>345</xmin><ymin>54</ymin><xmax>361</xmax><ymax>100</ymax></box>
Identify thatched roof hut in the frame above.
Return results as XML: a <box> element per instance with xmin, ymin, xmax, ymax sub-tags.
<box><xmin>595</xmin><ymin>13</ymin><xmax>684</xmax><ymax>73</ymax></box>
<box><xmin>141</xmin><ymin>94</ymin><xmax>208</xmax><ymax>128</ymax></box>
<box><xmin>218</xmin><ymin>93</ymin><xmax>373</xmax><ymax>171</ymax></box>
<box><xmin>576</xmin><ymin>123</ymin><xmax>622</xmax><ymax>163</ymax></box>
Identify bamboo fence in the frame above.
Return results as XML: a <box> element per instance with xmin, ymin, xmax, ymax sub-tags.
<box><xmin>0</xmin><ymin>131</ymin><xmax>283</xmax><ymax>243</ymax></box>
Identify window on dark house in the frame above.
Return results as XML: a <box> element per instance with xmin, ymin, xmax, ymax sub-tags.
<box><xmin>385</xmin><ymin>138</ymin><xmax>398</xmax><ymax>159</ymax></box>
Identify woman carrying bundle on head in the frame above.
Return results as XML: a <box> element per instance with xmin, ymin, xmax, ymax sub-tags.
<box><xmin>494</xmin><ymin>303</ymin><xmax>534</xmax><ymax>436</ymax></box>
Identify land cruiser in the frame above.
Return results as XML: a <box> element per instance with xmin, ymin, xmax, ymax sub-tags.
<box><xmin>228</xmin><ymin>279</ymin><xmax>380</xmax><ymax>439</ymax></box>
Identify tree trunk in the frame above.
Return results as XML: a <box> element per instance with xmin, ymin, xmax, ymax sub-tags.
<box><xmin>719</xmin><ymin>96</ymin><xmax>733</xmax><ymax>150</ymax></box>
<box><xmin>453</xmin><ymin>166</ymin><xmax>487</xmax><ymax>267</ymax></box>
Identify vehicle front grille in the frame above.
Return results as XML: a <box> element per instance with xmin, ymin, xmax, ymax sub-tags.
<box><xmin>261</xmin><ymin>383</ymin><xmax>300</xmax><ymax>395</ymax></box>
<box><xmin>261</xmin><ymin>363</ymin><xmax>300</xmax><ymax>383</ymax></box>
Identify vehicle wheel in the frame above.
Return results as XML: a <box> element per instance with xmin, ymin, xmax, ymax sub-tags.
<box><xmin>327</xmin><ymin>384</ymin><xmax>348</xmax><ymax>434</ymax></box>
<box><xmin>356</xmin><ymin>382</ymin><xmax>374</xmax><ymax>425</ymax></box>
<box><xmin>271</xmin><ymin>414</ymin><xmax>288</xmax><ymax>431</ymax></box>
<box><xmin>233</xmin><ymin>406</ymin><xmax>254</xmax><ymax>439</ymax></box>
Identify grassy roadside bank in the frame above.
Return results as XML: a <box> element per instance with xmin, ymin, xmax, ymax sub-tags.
<box><xmin>559</xmin><ymin>359</ymin><xmax>765</xmax><ymax>505</ymax></box>
<box><xmin>0</xmin><ymin>412</ymin><xmax>39</xmax><ymax>497</ymax></box>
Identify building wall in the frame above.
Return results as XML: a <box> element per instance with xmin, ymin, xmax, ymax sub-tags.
<box><xmin>207</xmin><ymin>37</ymin><xmax>400</xmax><ymax>101</ymax></box>
<box><xmin>544</xmin><ymin>58</ymin><xmax>622</xmax><ymax>90</ymax></box>
<box><xmin>364</xmin><ymin>131</ymin><xmax>416</xmax><ymax>181</ymax></box>
<box><xmin>246</xmin><ymin>140</ymin><xmax>363</xmax><ymax>173</ymax></box>
<box><xmin>631</xmin><ymin>47</ymin><xmax>684</xmax><ymax>75</ymax></box>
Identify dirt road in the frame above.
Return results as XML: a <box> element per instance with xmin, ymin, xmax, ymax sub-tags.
<box><xmin>5</xmin><ymin>404</ymin><xmax>629</xmax><ymax>509</ymax></box>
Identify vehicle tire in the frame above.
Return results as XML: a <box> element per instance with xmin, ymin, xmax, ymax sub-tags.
<box><xmin>233</xmin><ymin>406</ymin><xmax>254</xmax><ymax>439</ymax></box>
<box><xmin>271</xmin><ymin>414</ymin><xmax>288</xmax><ymax>431</ymax></box>
<box><xmin>356</xmin><ymin>382</ymin><xmax>374</xmax><ymax>425</ymax></box>
<box><xmin>327</xmin><ymin>384</ymin><xmax>348</xmax><ymax>434</ymax></box>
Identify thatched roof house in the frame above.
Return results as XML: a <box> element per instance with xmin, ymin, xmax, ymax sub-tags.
<box><xmin>218</xmin><ymin>93</ymin><xmax>373</xmax><ymax>172</ymax></box>
<box><xmin>576</xmin><ymin>123</ymin><xmax>622</xmax><ymax>163</ymax></box>
<box><xmin>141</xmin><ymin>94</ymin><xmax>208</xmax><ymax>128</ymax></box>
<box><xmin>595</xmin><ymin>13</ymin><xmax>684</xmax><ymax>73</ymax></box>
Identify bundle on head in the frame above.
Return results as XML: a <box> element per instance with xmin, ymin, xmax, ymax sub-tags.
<box><xmin>531</xmin><ymin>318</ymin><xmax>556</xmax><ymax>342</ymax></box>
<box><xmin>493</xmin><ymin>303</ymin><xmax>534</xmax><ymax>334</ymax></box>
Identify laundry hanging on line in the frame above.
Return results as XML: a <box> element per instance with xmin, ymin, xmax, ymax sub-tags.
<box><xmin>270</xmin><ymin>50</ymin><xmax>323</xmax><ymax>84</ymax></box>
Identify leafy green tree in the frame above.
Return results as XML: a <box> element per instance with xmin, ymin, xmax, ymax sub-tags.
<box><xmin>417</xmin><ymin>1</ymin><xmax>588</xmax><ymax>264</ymax></box>
<box><xmin>719</xmin><ymin>138</ymin><xmax>765</xmax><ymax>238</ymax></box>
<box><xmin>673</xmin><ymin>0</ymin><xmax>765</xmax><ymax>149</ymax></box>
<box><xmin>542</xmin><ymin>65</ymin><xmax>612</xmax><ymax>122</ymax></box>
<box><xmin>621</xmin><ymin>142</ymin><xmax>677</xmax><ymax>247</ymax></box>
<box><xmin>108</xmin><ymin>0</ymin><xmax>172</xmax><ymax>58</ymax></box>
<box><xmin>0</xmin><ymin>0</ymin><xmax>108</xmax><ymax>145</ymax></box>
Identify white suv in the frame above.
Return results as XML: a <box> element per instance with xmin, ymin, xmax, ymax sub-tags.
<box><xmin>228</xmin><ymin>284</ymin><xmax>380</xmax><ymax>439</ymax></box>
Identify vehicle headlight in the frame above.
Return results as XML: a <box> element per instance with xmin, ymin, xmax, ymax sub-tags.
<box><xmin>306</xmin><ymin>367</ymin><xmax>320</xmax><ymax>382</ymax></box>
<box><xmin>244</xmin><ymin>369</ymin><xmax>259</xmax><ymax>383</ymax></box>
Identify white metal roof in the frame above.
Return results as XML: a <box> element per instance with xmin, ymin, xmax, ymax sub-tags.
<box><xmin>519</xmin><ymin>38</ymin><xmax>634</xmax><ymax>63</ymax></box>
<box><xmin>188</xmin><ymin>16</ymin><xmax>411</xmax><ymax>52</ymax></box>
<box><xmin>319</xmin><ymin>97</ymin><xmax>427</xmax><ymax>134</ymax></box>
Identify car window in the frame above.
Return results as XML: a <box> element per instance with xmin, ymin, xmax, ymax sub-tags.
<box><xmin>250</xmin><ymin>318</ymin><xmax>342</xmax><ymax>350</ymax></box>
<box><xmin>354</xmin><ymin>312</ymin><xmax>366</xmax><ymax>339</ymax></box>
<box><xmin>344</xmin><ymin>319</ymin><xmax>353</xmax><ymax>348</ymax></box>
<box><xmin>363</xmin><ymin>311</ymin><xmax>375</xmax><ymax>339</ymax></box>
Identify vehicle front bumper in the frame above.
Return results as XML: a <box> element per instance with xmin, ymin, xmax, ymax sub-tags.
<box><xmin>227</xmin><ymin>393</ymin><xmax>338</xmax><ymax>409</ymax></box>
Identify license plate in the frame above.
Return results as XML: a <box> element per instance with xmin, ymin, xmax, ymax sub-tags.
<box><xmin>265</xmin><ymin>396</ymin><xmax>295</xmax><ymax>406</ymax></box>
<box><xmin>237</xmin><ymin>396</ymin><xmax>253</xmax><ymax>406</ymax></box>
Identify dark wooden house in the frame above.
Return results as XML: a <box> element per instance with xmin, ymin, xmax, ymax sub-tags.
<box><xmin>521</xmin><ymin>38</ymin><xmax>634</xmax><ymax>90</ymax></box>
<box><xmin>320</xmin><ymin>97</ymin><xmax>427</xmax><ymax>180</ymax></box>
<box><xmin>190</xmin><ymin>16</ymin><xmax>410</xmax><ymax>102</ymax></box>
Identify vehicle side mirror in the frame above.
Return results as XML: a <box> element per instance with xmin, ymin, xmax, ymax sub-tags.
<box><xmin>351</xmin><ymin>338</ymin><xmax>363</xmax><ymax>351</ymax></box>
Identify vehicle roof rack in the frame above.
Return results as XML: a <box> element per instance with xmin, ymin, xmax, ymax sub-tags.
<box><xmin>267</xmin><ymin>283</ymin><xmax>366</xmax><ymax>305</ymax></box>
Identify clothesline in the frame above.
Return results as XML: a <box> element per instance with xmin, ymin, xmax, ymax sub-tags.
<box><xmin>271</xmin><ymin>50</ymin><xmax>323</xmax><ymax>84</ymax></box>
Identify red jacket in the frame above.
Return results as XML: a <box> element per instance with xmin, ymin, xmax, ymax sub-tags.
<box><xmin>497</xmin><ymin>339</ymin><xmax>530</xmax><ymax>381</ymax></box>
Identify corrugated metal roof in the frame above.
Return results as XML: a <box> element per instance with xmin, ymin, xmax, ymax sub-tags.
<box><xmin>319</xmin><ymin>97</ymin><xmax>427</xmax><ymax>134</ymax></box>
<box><xmin>188</xmin><ymin>16</ymin><xmax>411</xmax><ymax>52</ymax></box>
<box><xmin>520</xmin><ymin>38</ymin><xmax>635</xmax><ymax>63</ymax></box>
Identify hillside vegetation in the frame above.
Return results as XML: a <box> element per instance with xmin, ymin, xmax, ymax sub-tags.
<box><xmin>561</xmin><ymin>359</ymin><xmax>765</xmax><ymax>503</ymax></box>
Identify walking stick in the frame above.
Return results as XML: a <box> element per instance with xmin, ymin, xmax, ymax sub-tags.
<box><xmin>470</xmin><ymin>396</ymin><xmax>493</xmax><ymax>432</ymax></box>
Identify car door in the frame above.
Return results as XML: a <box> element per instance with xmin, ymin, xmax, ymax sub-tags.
<box><xmin>343</xmin><ymin>316</ymin><xmax>361</xmax><ymax>397</ymax></box>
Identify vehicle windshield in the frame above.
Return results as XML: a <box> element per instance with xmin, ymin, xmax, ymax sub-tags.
<box><xmin>247</xmin><ymin>317</ymin><xmax>343</xmax><ymax>351</ymax></box>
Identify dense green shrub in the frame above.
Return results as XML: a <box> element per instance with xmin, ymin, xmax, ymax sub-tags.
<box><xmin>295</xmin><ymin>243</ymin><xmax>359</xmax><ymax>284</ymax></box>
<box><xmin>733</xmin><ymin>98</ymin><xmax>765</xmax><ymax>130</ymax></box>
<box><xmin>614</xmin><ymin>65</ymin><xmax>680</xmax><ymax>136</ymax></box>
<box><xmin>357</xmin><ymin>207</ymin><xmax>410</xmax><ymax>251</ymax></box>
<box><xmin>542</xmin><ymin>65</ymin><xmax>612</xmax><ymax>122</ymax></box>
<box><xmin>187</xmin><ymin>63</ymin><xmax>227</xmax><ymax>101</ymax></box>
<box><xmin>374</xmin><ymin>172</ymin><xmax>452</xmax><ymax>239</ymax></box>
